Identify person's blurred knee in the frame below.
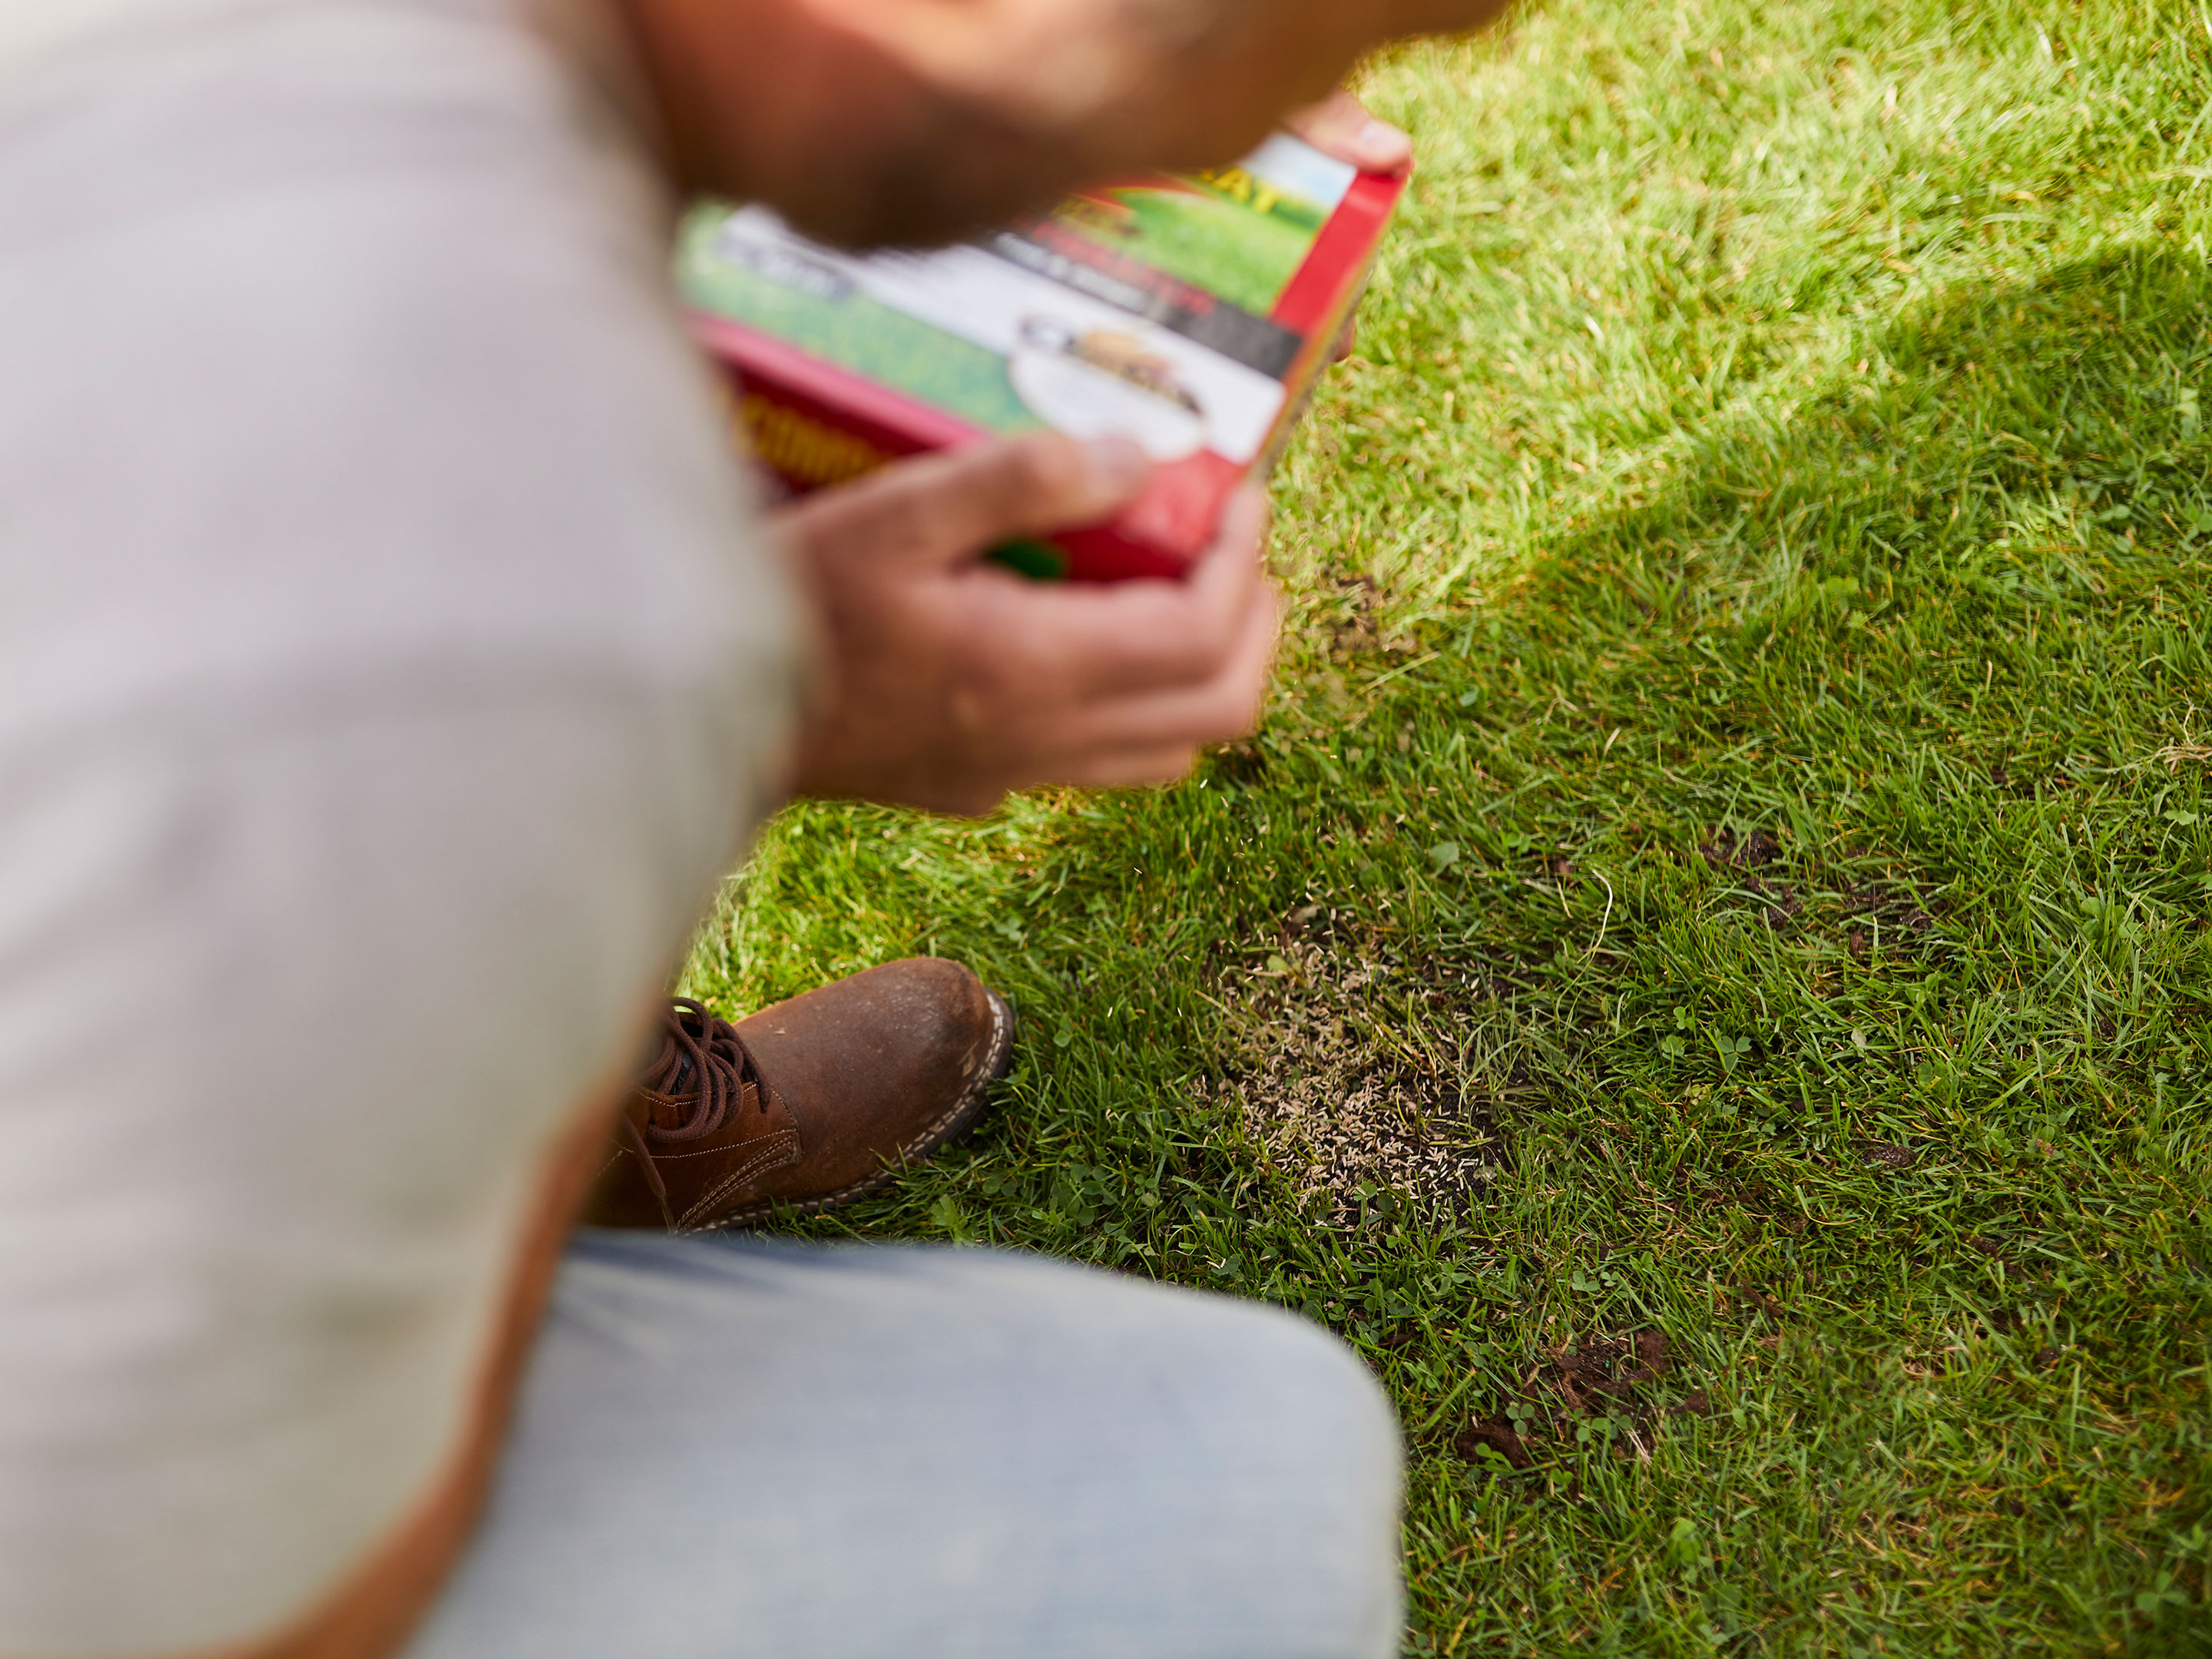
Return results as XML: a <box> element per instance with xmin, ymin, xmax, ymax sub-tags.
<box><xmin>497</xmin><ymin>1241</ymin><xmax>1406</xmax><ymax>1659</ymax></box>
<box><xmin>1058</xmin><ymin>1283</ymin><xmax>1403</xmax><ymax>1658</ymax></box>
<box><xmin>1201</xmin><ymin>1303</ymin><xmax>1406</xmax><ymax>1654</ymax></box>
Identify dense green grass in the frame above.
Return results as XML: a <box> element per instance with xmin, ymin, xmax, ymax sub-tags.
<box><xmin>683</xmin><ymin>0</ymin><xmax>2212</xmax><ymax>1650</ymax></box>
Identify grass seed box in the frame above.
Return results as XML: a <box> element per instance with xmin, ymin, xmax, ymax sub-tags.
<box><xmin>680</xmin><ymin>135</ymin><xmax>1405</xmax><ymax>581</ymax></box>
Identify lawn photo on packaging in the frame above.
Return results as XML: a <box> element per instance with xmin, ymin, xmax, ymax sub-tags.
<box><xmin>1057</xmin><ymin>151</ymin><xmax>1338</xmax><ymax>316</ymax></box>
<box><xmin>684</xmin><ymin>0</ymin><xmax>2212</xmax><ymax>1650</ymax></box>
<box><xmin>676</xmin><ymin>212</ymin><xmax>1047</xmax><ymax>434</ymax></box>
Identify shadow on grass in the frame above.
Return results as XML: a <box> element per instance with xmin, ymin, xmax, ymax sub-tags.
<box><xmin>1523</xmin><ymin>242</ymin><xmax>2212</xmax><ymax>634</ymax></box>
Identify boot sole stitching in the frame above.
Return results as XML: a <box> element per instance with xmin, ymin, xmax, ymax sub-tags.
<box><xmin>677</xmin><ymin>987</ymin><xmax>1015</xmax><ymax>1233</ymax></box>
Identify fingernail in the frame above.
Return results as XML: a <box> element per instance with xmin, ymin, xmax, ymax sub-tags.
<box><xmin>1083</xmin><ymin>435</ymin><xmax>1151</xmax><ymax>496</ymax></box>
<box><xmin>1356</xmin><ymin>118</ymin><xmax>1409</xmax><ymax>170</ymax></box>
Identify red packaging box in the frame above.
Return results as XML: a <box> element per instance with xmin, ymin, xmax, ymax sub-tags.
<box><xmin>679</xmin><ymin>134</ymin><xmax>1405</xmax><ymax>580</ymax></box>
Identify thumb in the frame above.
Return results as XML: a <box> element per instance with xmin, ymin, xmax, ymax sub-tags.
<box><xmin>781</xmin><ymin>432</ymin><xmax>1153</xmax><ymax>571</ymax></box>
<box><xmin>1285</xmin><ymin>90</ymin><xmax>1414</xmax><ymax>177</ymax></box>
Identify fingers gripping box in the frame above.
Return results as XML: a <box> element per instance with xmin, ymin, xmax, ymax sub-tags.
<box><xmin>679</xmin><ymin>135</ymin><xmax>1406</xmax><ymax>581</ymax></box>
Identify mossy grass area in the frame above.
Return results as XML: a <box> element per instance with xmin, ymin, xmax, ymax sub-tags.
<box><xmin>683</xmin><ymin>0</ymin><xmax>2212</xmax><ymax>1648</ymax></box>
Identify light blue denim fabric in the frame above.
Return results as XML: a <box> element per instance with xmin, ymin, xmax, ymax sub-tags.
<box><xmin>405</xmin><ymin>1230</ymin><xmax>1404</xmax><ymax>1659</ymax></box>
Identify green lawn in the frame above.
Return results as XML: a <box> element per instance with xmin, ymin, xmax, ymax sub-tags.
<box><xmin>681</xmin><ymin>0</ymin><xmax>2212</xmax><ymax>1650</ymax></box>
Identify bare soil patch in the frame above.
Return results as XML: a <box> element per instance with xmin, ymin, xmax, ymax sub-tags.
<box><xmin>1700</xmin><ymin>828</ymin><xmax>1783</xmax><ymax>869</ymax></box>
<box><xmin>1449</xmin><ymin>1328</ymin><xmax>1713</xmax><ymax>1471</ymax></box>
<box><xmin>1856</xmin><ymin>1138</ymin><xmax>1921</xmax><ymax>1172</ymax></box>
<box><xmin>1201</xmin><ymin>933</ymin><xmax>1508</xmax><ymax>1224</ymax></box>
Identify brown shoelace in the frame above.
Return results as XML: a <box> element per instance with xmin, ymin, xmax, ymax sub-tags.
<box><xmin>624</xmin><ymin>997</ymin><xmax>773</xmax><ymax>1231</ymax></box>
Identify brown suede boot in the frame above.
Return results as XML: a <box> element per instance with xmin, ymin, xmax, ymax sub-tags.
<box><xmin>581</xmin><ymin>958</ymin><xmax>1015</xmax><ymax>1233</ymax></box>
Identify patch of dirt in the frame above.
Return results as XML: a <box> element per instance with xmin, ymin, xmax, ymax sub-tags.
<box><xmin>1857</xmin><ymin>1139</ymin><xmax>1920</xmax><ymax>1172</ymax></box>
<box><xmin>1732</xmin><ymin>1285</ymin><xmax>1786</xmax><ymax>1323</ymax></box>
<box><xmin>1700</xmin><ymin>828</ymin><xmax>1783</xmax><ymax>869</ymax></box>
<box><xmin>1449</xmin><ymin>1328</ymin><xmax>1713</xmax><ymax>1472</ymax></box>
<box><xmin>1306</xmin><ymin>574</ymin><xmax>1422</xmax><ymax>664</ymax></box>
<box><xmin>1200</xmin><ymin>933</ymin><xmax>1507</xmax><ymax>1224</ymax></box>
<box><xmin>1319</xmin><ymin>575</ymin><xmax>1385</xmax><ymax>657</ymax></box>
<box><xmin>1699</xmin><ymin>830</ymin><xmax>1826</xmax><ymax>931</ymax></box>
<box><xmin>1552</xmin><ymin>1330</ymin><xmax>1673</xmax><ymax>1411</ymax></box>
<box><xmin>1698</xmin><ymin>833</ymin><xmax>1952</xmax><ymax>959</ymax></box>
<box><xmin>1839</xmin><ymin>883</ymin><xmax>1936</xmax><ymax>937</ymax></box>
<box><xmin>1452</xmin><ymin>1416</ymin><xmax>1532</xmax><ymax>1469</ymax></box>
<box><xmin>1743</xmin><ymin>873</ymin><xmax>1804</xmax><ymax>926</ymax></box>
